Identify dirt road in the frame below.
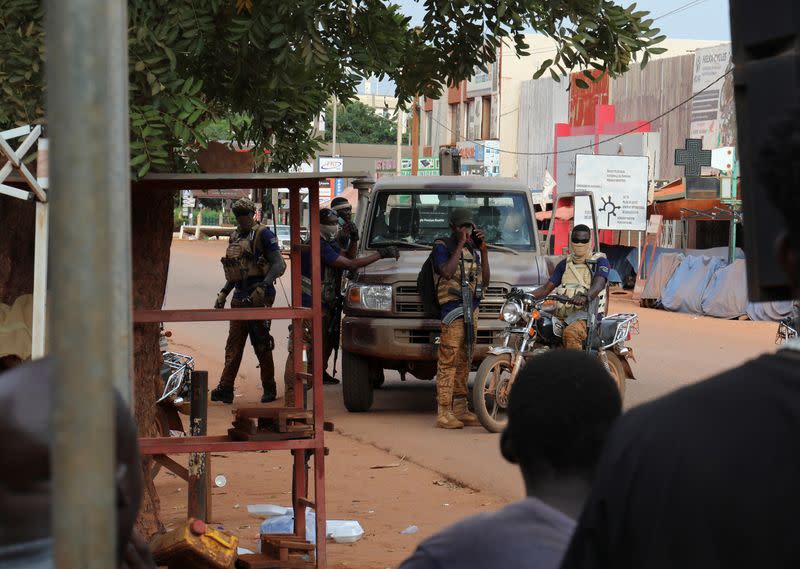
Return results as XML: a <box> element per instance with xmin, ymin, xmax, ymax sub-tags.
<box><xmin>158</xmin><ymin>239</ymin><xmax>778</xmax><ymax>566</ymax></box>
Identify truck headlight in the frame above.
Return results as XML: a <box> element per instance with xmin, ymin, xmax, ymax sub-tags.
<box><xmin>500</xmin><ymin>299</ymin><xmax>524</xmax><ymax>324</ymax></box>
<box><xmin>346</xmin><ymin>284</ymin><xmax>393</xmax><ymax>311</ymax></box>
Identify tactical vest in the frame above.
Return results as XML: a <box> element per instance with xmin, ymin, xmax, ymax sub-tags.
<box><xmin>554</xmin><ymin>252</ymin><xmax>607</xmax><ymax>319</ymax></box>
<box><xmin>436</xmin><ymin>240</ymin><xmax>482</xmax><ymax>306</ymax></box>
<box><xmin>301</xmin><ymin>238</ymin><xmax>341</xmax><ymax>305</ymax></box>
<box><xmin>221</xmin><ymin>224</ymin><xmax>270</xmax><ymax>283</ymax></box>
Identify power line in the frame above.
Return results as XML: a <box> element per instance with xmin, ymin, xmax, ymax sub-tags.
<box><xmin>429</xmin><ymin>67</ymin><xmax>732</xmax><ymax>157</ymax></box>
<box><xmin>653</xmin><ymin>0</ymin><xmax>709</xmax><ymax>21</ymax></box>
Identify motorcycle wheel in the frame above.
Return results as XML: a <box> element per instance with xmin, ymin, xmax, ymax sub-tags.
<box><xmin>472</xmin><ymin>353</ymin><xmax>514</xmax><ymax>433</ymax></box>
<box><xmin>603</xmin><ymin>352</ymin><xmax>627</xmax><ymax>401</ymax></box>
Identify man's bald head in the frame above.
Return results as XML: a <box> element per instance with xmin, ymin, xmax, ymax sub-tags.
<box><xmin>0</xmin><ymin>358</ymin><xmax>143</xmax><ymax>561</ymax></box>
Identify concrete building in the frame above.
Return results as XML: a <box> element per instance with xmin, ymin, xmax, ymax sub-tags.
<box><xmin>422</xmin><ymin>35</ymin><xmax>726</xmax><ymax>179</ymax></box>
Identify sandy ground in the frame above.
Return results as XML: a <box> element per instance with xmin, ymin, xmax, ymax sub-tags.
<box><xmin>157</xmin><ymin>238</ymin><xmax>780</xmax><ymax>567</ymax></box>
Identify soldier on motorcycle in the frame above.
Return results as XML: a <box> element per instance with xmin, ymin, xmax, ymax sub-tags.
<box><xmin>532</xmin><ymin>225</ymin><xmax>610</xmax><ymax>350</ymax></box>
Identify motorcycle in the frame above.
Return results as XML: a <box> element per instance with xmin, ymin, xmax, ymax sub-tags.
<box><xmin>155</xmin><ymin>324</ymin><xmax>194</xmax><ymax>438</ymax></box>
<box><xmin>472</xmin><ymin>289</ymin><xmax>639</xmax><ymax>433</ymax></box>
<box><xmin>776</xmin><ymin>315</ymin><xmax>797</xmax><ymax>345</ymax></box>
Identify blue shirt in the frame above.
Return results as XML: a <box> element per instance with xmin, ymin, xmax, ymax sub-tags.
<box><xmin>400</xmin><ymin>497</ymin><xmax>575</xmax><ymax>569</ymax></box>
<box><xmin>548</xmin><ymin>256</ymin><xmax>611</xmax><ymax>286</ymax></box>
<box><xmin>301</xmin><ymin>238</ymin><xmax>341</xmax><ymax>308</ymax></box>
<box><xmin>232</xmin><ymin>227</ymin><xmax>280</xmax><ymax>300</ymax></box>
<box><xmin>432</xmin><ymin>242</ymin><xmax>482</xmax><ymax>320</ymax></box>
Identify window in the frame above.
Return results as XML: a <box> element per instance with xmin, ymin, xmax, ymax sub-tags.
<box><xmin>481</xmin><ymin>96</ymin><xmax>492</xmax><ymax>140</ymax></box>
<box><xmin>425</xmin><ymin>110</ymin><xmax>432</xmax><ymax>147</ymax></box>
<box><xmin>449</xmin><ymin>103</ymin><xmax>460</xmax><ymax>144</ymax></box>
<box><xmin>367</xmin><ymin>191</ymin><xmax>536</xmax><ymax>251</ymax></box>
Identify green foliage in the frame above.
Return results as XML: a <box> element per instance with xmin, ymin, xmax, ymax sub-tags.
<box><xmin>0</xmin><ymin>0</ymin><xmax>661</xmax><ymax>178</ymax></box>
<box><xmin>325</xmin><ymin>101</ymin><xmax>407</xmax><ymax>145</ymax></box>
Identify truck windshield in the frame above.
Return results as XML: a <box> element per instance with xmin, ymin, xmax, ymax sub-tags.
<box><xmin>368</xmin><ymin>191</ymin><xmax>536</xmax><ymax>250</ymax></box>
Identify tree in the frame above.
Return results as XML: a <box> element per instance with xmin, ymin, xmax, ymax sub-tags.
<box><xmin>324</xmin><ymin>101</ymin><xmax>407</xmax><ymax>145</ymax></box>
<box><xmin>0</xmin><ymin>0</ymin><xmax>662</xmax><ymax>536</ymax></box>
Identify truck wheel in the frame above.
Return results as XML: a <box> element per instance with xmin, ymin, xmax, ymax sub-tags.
<box><xmin>472</xmin><ymin>353</ymin><xmax>513</xmax><ymax>433</ymax></box>
<box><xmin>343</xmin><ymin>350</ymin><xmax>374</xmax><ymax>412</ymax></box>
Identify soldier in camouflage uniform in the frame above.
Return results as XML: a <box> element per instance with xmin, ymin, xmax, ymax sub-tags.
<box><xmin>211</xmin><ymin>198</ymin><xmax>286</xmax><ymax>404</ymax></box>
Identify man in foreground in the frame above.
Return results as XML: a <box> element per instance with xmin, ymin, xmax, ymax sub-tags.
<box><xmin>400</xmin><ymin>350</ymin><xmax>622</xmax><ymax>569</ymax></box>
<box><xmin>432</xmin><ymin>208</ymin><xmax>490</xmax><ymax>429</ymax></box>
<box><xmin>212</xmin><ymin>198</ymin><xmax>286</xmax><ymax>404</ymax></box>
<box><xmin>0</xmin><ymin>358</ymin><xmax>153</xmax><ymax>568</ymax></box>
<box><xmin>532</xmin><ymin>224</ymin><xmax>609</xmax><ymax>350</ymax></box>
<box><xmin>560</xmin><ymin>109</ymin><xmax>800</xmax><ymax>568</ymax></box>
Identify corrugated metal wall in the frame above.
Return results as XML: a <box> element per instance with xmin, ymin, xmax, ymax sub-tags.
<box><xmin>569</xmin><ymin>71</ymin><xmax>609</xmax><ymax>126</ymax></box>
<box><xmin>516</xmin><ymin>77</ymin><xmax>569</xmax><ymax>189</ymax></box>
<box><xmin>610</xmin><ymin>54</ymin><xmax>695</xmax><ymax>182</ymax></box>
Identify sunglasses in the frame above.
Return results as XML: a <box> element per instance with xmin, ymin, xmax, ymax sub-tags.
<box><xmin>571</xmin><ymin>236</ymin><xmax>591</xmax><ymax>244</ymax></box>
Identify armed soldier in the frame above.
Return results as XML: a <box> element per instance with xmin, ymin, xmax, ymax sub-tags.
<box><xmin>532</xmin><ymin>224</ymin><xmax>610</xmax><ymax>350</ymax></box>
<box><xmin>283</xmin><ymin>208</ymin><xmax>398</xmax><ymax>406</ymax></box>
<box><xmin>211</xmin><ymin>198</ymin><xmax>286</xmax><ymax>404</ymax></box>
<box><xmin>330</xmin><ymin>196</ymin><xmax>359</xmax><ymax>259</ymax></box>
<box><xmin>432</xmin><ymin>208</ymin><xmax>490</xmax><ymax>429</ymax></box>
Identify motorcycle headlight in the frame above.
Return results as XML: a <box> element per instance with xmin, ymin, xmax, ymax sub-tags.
<box><xmin>500</xmin><ymin>299</ymin><xmax>524</xmax><ymax>324</ymax></box>
<box><xmin>346</xmin><ymin>284</ymin><xmax>393</xmax><ymax>311</ymax></box>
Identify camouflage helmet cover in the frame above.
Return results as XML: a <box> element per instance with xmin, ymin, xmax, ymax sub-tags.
<box><xmin>232</xmin><ymin>198</ymin><xmax>256</xmax><ymax>215</ymax></box>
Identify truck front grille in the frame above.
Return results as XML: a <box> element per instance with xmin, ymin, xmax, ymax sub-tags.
<box><xmin>394</xmin><ymin>283</ymin><xmax>508</xmax><ymax>317</ymax></box>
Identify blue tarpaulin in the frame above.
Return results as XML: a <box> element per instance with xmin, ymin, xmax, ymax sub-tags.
<box><xmin>661</xmin><ymin>255</ymin><xmax>727</xmax><ymax>314</ymax></box>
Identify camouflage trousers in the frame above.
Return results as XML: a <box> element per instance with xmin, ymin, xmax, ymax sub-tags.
<box><xmin>436</xmin><ymin>309</ymin><xmax>478</xmax><ymax>407</ymax></box>
<box><xmin>563</xmin><ymin>319</ymin><xmax>588</xmax><ymax>351</ymax></box>
<box><xmin>219</xmin><ymin>298</ymin><xmax>275</xmax><ymax>391</ymax></box>
<box><xmin>283</xmin><ymin>312</ymin><xmax>334</xmax><ymax>407</ymax></box>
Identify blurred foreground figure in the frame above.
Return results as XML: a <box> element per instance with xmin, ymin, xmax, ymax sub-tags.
<box><xmin>561</xmin><ymin>109</ymin><xmax>800</xmax><ymax>569</ymax></box>
<box><xmin>0</xmin><ymin>358</ymin><xmax>153</xmax><ymax>568</ymax></box>
<box><xmin>400</xmin><ymin>350</ymin><xmax>621</xmax><ymax>569</ymax></box>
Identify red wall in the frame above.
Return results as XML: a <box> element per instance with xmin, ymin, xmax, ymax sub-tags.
<box><xmin>569</xmin><ymin>71</ymin><xmax>609</xmax><ymax>127</ymax></box>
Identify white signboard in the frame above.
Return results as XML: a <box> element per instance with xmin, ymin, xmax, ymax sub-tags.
<box><xmin>318</xmin><ymin>156</ymin><xmax>344</xmax><ymax>173</ymax></box>
<box><xmin>690</xmin><ymin>43</ymin><xmax>734</xmax><ymax>148</ymax></box>
<box><xmin>573</xmin><ymin>154</ymin><xmax>649</xmax><ymax>231</ymax></box>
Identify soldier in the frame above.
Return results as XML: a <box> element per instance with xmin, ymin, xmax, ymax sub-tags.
<box><xmin>532</xmin><ymin>224</ymin><xmax>610</xmax><ymax>350</ymax></box>
<box><xmin>283</xmin><ymin>208</ymin><xmax>398</xmax><ymax>406</ymax></box>
<box><xmin>432</xmin><ymin>208</ymin><xmax>491</xmax><ymax>429</ymax></box>
<box><xmin>330</xmin><ymin>196</ymin><xmax>359</xmax><ymax>259</ymax></box>
<box><xmin>211</xmin><ymin>198</ymin><xmax>286</xmax><ymax>404</ymax></box>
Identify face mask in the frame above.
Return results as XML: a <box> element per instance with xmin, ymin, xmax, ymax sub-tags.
<box><xmin>320</xmin><ymin>224</ymin><xmax>339</xmax><ymax>241</ymax></box>
<box><xmin>571</xmin><ymin>241</ymin><xmax>591</xmax><ymax>262</ymax></box>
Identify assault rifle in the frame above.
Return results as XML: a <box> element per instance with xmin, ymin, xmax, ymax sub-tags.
<box><xmin>328</xmin><ymin>283</ymin><xmax>345</xmax><ymax>379</ymax></box>
<box><xmin>461</xmin><ymin>254</ymin><xmax>475</xmax><ymax>368</ymax></box>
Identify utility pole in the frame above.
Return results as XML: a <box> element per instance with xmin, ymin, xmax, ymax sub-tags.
<box><xmin>411</xmin><ymin>97</ymin><xmax>420</xmax><ymax>176</ymax></box>
<box><xmin>331</xmin><ymin>95</ymin><xmax>338</xmax><ymax>157</ymax></box>
<box><xmin>47</xmin><ymin>0</ymin><xmax>132</xmax><ymax>567</ymax></box>
<box><xmin>396</xmin><ymin>108</ymin><xmax>402</xmax><ymax>175</ymax></box>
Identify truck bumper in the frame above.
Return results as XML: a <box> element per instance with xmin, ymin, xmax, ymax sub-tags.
<box><xmin>341</xmin><ymin>316</ymin><xmax>508</xmax><ymax>361</ymax></box>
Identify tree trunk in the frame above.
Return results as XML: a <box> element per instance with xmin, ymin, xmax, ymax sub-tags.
<box><xmin>1</xmin><ymin>188</ymin><xmax>173</xmax><ymax>538</ymax></box>
<box><xmin>131</xmin><ymin>187</ymin><xmax>174</xmax><ymax>538</ymax></box>
<box><xmin>0</xmin><ymin>195</ymin><xmax>35</xmax><ymax>304</ymax></box>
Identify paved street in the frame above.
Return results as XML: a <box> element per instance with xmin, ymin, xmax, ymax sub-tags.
<box><xmin>165</xmin><ymin>239</ymin><xmax>778</xmax><ymax>503</ymax></box>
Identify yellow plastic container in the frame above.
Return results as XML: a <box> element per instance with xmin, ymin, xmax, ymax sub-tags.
<box><xmin>151</xmin><ymin>518</ymin><xmax>239</xmax><ymax>569</ymax></box>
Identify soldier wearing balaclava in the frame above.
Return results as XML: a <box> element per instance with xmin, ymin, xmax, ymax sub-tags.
<box><xmin>532</xmin><ymin>225</ymin><xmax>610</xmax><ymax>350</ymax></box>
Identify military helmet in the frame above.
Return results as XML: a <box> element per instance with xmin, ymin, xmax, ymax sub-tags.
<box><xmin>232</xmin><ymin>198</ymin><xmax>256</xmax><ymax>215</ymax></box>
<box><xmin>330</xmin><ymin>196</ymin><xmax>351</xmax><ymax>211</ymax></box>
<box><xmin>320</xmin><ymin>208</ymin><xmax>339</xmax><ymax>224</ymax></box>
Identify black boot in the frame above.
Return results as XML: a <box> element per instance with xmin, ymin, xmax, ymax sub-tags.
<box><xmin>210</xmin><ymin>384</ymin><xmax>234</xmax><ymax>404</ymax></box>
<box><xmin>261</xmin><ymin>384</ymin><xmax>277</xmax><ymax>403</ymax></box>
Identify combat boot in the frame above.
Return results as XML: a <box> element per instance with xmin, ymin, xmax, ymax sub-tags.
<box><xmin>453</xmin><ymin>397</ymin><xmax>481</xmax><ymax>427</ymax></box>
<box><xmin>261</xmin><ymin>383</ymin><xmax>277</xmax><ymax>403</ymax></box>
<box><xmin>436</xmin><ymin>405</ymin><xmax>464</xmax><ymax>429</ymax></box>
<box><xmin>210</xmin><ymin>384</ymin><xmax>234</xmax><ymax>404</ymax></box>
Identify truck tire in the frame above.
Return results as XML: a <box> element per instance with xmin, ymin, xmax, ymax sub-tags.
<box><xmin>343</xmin><ymin>350</ymin><xmax>374</xmax><ymax>412</ymax></box>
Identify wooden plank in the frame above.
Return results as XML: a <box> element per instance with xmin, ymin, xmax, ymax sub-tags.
<box><xmin>138</xmin><ymin>435</ymin><xmax>318</xmax><ymax>454</ymax></box>
<box><xmin>31</xmin><ymin>202</ymin><xmax>48</xmax><ymax>358</ymax></box>
<box><xmin>153</xmin><ymin>454</ymin><xmax>189</xmax><ymax>481</ymax></box>
<box><xmin>236</xmin><ymin>555</ymin><xmax>315</xmax><ymax>569</ymax></box>
<box><xmin>227</xmin><ymin>428</ymin><xmax>312</xmax><ymax>442</ymax></box>
<box><xmin>133</xmin><ymin>306</ymin><xmax>313</xmax><ymax>323</ymax></box>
